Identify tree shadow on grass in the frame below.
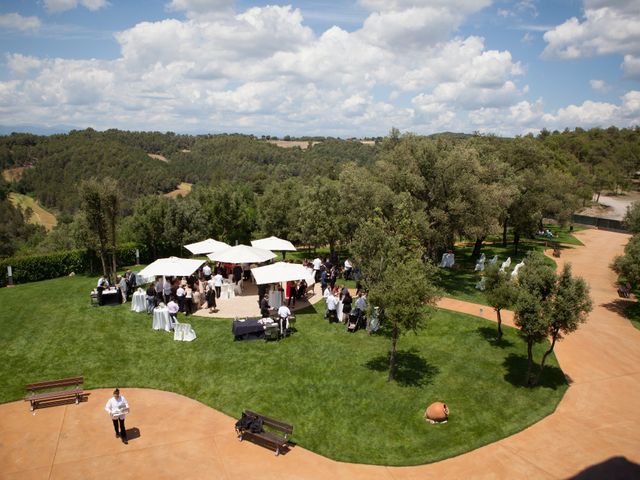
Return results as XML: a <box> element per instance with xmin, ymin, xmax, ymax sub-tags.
<box><xmin>503</xmin><ymin>353</ymin><xmax>568</xmax><ymax>389</ymax></box>
<box><xmin>476</xmin><ymin>326</ymin><xmax>514</xmax><ymax>348</ymax></box>
<box><xmin>364</xmin><ymin>348</ymin><xmax>439</xmax><ymax>387</ymax></box>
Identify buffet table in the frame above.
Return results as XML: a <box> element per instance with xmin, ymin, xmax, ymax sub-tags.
<box><xmin>232</xmin><ymin>318</ymin><xmax>268</xmax><ymax>340</ymax></box>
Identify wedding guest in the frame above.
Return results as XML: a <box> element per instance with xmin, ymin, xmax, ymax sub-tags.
<box><xmin>145</xmin><ymin>284</ymin><xmax>156</xmax><ymax>313</ymax></box>
<box><xmin>176</xmin><ymin>283</ymin><xmax>186</xmax><ymax>312</ymax></box>
<box><xmin>202</xmin><ymin>262</ymin><xmax>212</xmax><ymax>281</ymax></box>
<box><xmin>184</xmin><ymin>284</ymin><xmax>193</xmax><ymax>315</ymax></box>
<box><xmin>213</xmin><ymin>271</ymin><xmax>223</xmax><ymax>298</ymax></box>
<box><xmin>117</xmin><ymin>275</ymin><xmax>127</xmax><ymax>303</ymax></box>
<box><xmin>167</xmin><ymin>297</ymin><xmax>179</xmax><ymax>325</ymax></box>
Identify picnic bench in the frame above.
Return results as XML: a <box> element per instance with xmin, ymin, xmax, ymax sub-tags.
<box><xmin>235</xmin><ymin>409</ymin><xmax>293</xmax><ymax>456</ymax></box>
<box><xmin>24</xmin><ymin>376</ymin><xmax>84</xmax><ymax>411</ymax></box>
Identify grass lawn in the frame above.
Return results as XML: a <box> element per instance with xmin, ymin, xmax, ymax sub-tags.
<box><xmin>0</xmin><ymin>273</ymin><xmax>566</xmax><ymax>465</ymax></box>
<box><xmin>437</xmin><ymin>241</ymin><xmax>558</xmax><ymax>305</ymax></box>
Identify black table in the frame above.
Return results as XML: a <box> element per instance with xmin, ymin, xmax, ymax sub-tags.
<box><xmin>97</xmin><ymin>289</ymin><xmax>121</xmax><ymax>306</ymax></box>
<box><xmin>232</xmin><ymin>318</ymin><xmax>265</xmax><ymax>340</ymax></box>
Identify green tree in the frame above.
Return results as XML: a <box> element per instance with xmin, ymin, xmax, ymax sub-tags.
<box><xmin>514</xmin><ymin>253</ymin><xmax>591</xmax><ymax>386</ymax></box>
<box><xmin>613</xmin><ymin>235</ymin><xmax>640</xmax><ymax>287</ymax></box>
<box><xmin>533</xmin><ymin>263</ymin><xmax>591</xmax><ymax>386</ymax></box>
<box><xmin>484</xmin><ymin>264</ymin><xmax>517</xmax><ymax>339</ymax></box>
<box><xmin>350</xmin><ymin>198</ymin><xmax>440</xmax><ymax>382</ymax></box>
<box><xmin>79</xmin><ymin>178</ymin><xmax>119</xmax><ymax>281</ymax></box>
<box><xmin>623</xmin><ymin>201</ymin><xmax>640</xmax><ymax>234</ymax></box>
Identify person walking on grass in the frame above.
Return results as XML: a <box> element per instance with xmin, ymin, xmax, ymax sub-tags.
<box><xmin>105</xmin><ymin>388</ymin><xmax>129</xmax><ymax>444</ymax></box>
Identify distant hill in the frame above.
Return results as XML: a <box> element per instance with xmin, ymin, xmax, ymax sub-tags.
<box><xmin>0</xmin><ymin>125</ymin><xmax>77</xmax><ymax>136</ymax></box>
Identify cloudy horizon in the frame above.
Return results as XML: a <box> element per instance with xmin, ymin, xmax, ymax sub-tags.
<box><xmin>0</xmin><ymin>0</ymin><xmax>639</xmax><ymax>137</ymax></box>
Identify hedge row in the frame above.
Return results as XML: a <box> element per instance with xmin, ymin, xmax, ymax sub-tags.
<box><xmin>0</xmin><ymin>243</ymin><xmax>150</xmax><ymax>287</ymax></box>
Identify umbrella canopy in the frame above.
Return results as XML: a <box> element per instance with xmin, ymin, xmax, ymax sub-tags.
<box><xmin>251</xmin><ymin>262</ymin><xmax>315</xmax><ymax>285</ymax></box>
<box><xmin>184</xmin><ymin>238</ymin><xmax>230</xmax><ymax>255</ymax></box>
<box><xmin>138</xmin><ymin>257</ymin><xmax>205</xmax><ymax>278</ymax></box>
<box><xmin>207</xmin><ymin>244</ymin><xmax>276</xmax><ymax>264</ymax></box>
<box><xmin>251</xmin><ymin>236</ymin><xmax>296</xmax><ymax>252</ymax></box>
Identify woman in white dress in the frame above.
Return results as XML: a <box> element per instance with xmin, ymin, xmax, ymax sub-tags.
<box><xmin>105</xmin><ymin>388</ymin><xmax>129</xmax><ymax>444</ymax></box>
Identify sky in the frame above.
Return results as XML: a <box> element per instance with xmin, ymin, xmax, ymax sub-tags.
<box><xmin>0</xmin><ymin>0</ymin><xmax>639</xmax><ymax>137</ymax></box>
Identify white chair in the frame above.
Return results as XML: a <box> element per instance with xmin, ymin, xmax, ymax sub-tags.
<box><xmin>174</xmin><ymin>323</ymin><xmax>197</xmax><ymax>341</ymax></box>
<box><xmin>234</xmin><ymin>279</ymin><xmax>244</xmax><ymax>296</ymax></box>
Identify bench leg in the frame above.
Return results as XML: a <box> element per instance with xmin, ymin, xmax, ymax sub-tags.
<box><xmin>275</xmin><ymin>447</ymin><xmax>279</xmax><ymax>456</ymax></box>
<box><xmin>30</xmin><ymin>401</ymin><xmax>35</xmax><ymax>412</ymax></box>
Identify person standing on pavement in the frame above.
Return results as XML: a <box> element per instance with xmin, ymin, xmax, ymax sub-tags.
<box><xmin>105</xmin><ymin>388</ymin><xmax>129</xmax><ymax>444</ymax></box>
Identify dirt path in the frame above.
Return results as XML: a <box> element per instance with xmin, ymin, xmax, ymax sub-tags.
<box><xmin>1</xmin><ymin>229</ymin><xmax>639</xmax><ymax>479</ymax></box>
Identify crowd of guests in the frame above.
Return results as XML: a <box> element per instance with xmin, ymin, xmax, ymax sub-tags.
<box><xmin>142</xmin><ymin>261</ymin><xmax>246</xmax><ymax>319</ymax></box>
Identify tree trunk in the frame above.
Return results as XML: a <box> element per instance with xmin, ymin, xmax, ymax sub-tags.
<box><xmin>532</xmin><ymin>331</ymin><xmax>558</xmax><ymax>386</ymax></box>
<box><xmin>502</xmin><ymin>219</ymin><xmax>508</xmax><ymax>247</ymax></box>
<box><xmin>496</xmin><ymin>308</ymin><xmax>503</xmax><ymax>339</ymax></box>
<box><xmin>596</xmin><ymin>190</ymin><xmax>601</xmax><ymax>202</ymax></box>
<box><xmin>472</xmin><ymin>237</ymin><xmax>485</xmax><ymax>257</ymax></box>
<box><xmin>514</xmin><ymin>231</ymin><xmax>520</xmax><ymax>256</ymax></box>
<box><xmin>526</xmin><ymin>339</ymin><xmax>534</xmax><ymax>387</ymax></box>
<box><xmin>387</xmin><ymin>322</ymin><xmax>399</xmax><ymax>383</ymax></box>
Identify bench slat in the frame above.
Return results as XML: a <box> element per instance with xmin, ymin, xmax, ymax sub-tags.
<box><xmin>26</xmin><ymin>377</ymin><xmax>84</xmax><ymax>391</ymax></box>
<box><xmin>244</xmin><ymin>410</ymin><xmax>293</xmax><ymax>434</ymax></box>
<box><xmin>25</xmin><ymin>388</ymin><xmax>83</xmax><ymax>402</ymax></box>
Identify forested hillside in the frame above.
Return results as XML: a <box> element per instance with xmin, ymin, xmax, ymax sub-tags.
<box><xmin>0</xmin><ymin>126</ymin><xmax>639</xmax><ymax>259</ymax></box>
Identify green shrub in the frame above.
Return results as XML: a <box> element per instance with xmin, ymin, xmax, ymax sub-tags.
<box><xmin>0</xmin><ymin>243</ymin><xmax>149</xmax><ymax>286</ymax></box>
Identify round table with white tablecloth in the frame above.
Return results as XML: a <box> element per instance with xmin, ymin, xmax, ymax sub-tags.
<box><xmin>152</xmin><ymin>307</ymin><xmax>172</xmax><ymax>332</ymax></box>
<box><xmin>220</xmin><ymin>283</ymin><xmax>235</xmax><ymax>299</ymax></box>
<box><xmin>131</xmin><ymin>289</ymin><xmax>147</xmax><ymax>313</ymax></box>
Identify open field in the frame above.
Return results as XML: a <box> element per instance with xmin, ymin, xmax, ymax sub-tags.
<box><xmin>2</xmin><ymin>166</ymin><xmax>31</xmax><ymax>182</ymax></box>
<box><xmin>8</xmin><ymin>192</ymin><xmax>57</xmax><ymax>231</ymax></box>
<box><xmin>0</xmin><ymin>273</ymin><xmax>565</xmax><ymax>466</ymax></box>
<box><xmin>266</xmin><ymin>140</ymin><xmax>321</xmax><ymax>149</ymax></box>
<box><xmin>164</xmin><ymin>182</ymin><xmax>193</xmax><ymax>198</ymax></box>
<box><xmin>147</xmin><ymin>153</ymin><xmax>169</xmax><ymax>162</ymax></box>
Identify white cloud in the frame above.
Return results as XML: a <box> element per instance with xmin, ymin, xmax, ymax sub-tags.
<box><xmin>590</xmin><ymin>79</ymin><xmax>609</xmax><ymax>92</ymax></box>
<box><xmin>542</xmin><ymin>2</ymin><xmax>640</xmax><ymax>59</ymax></box>
<box><xmin>622</xmin><ymin>54</ymin><xmax>640</xmax><ymax>80</ymax></box>
<box><xmin>543</xmin><ymin>99</ymin><xmax>619</xmax><ymax>127</ymax></box>
<box><xmin>521</xmin><ymin>32</ymin><xmax>534</xmax><ymax>44</ymax></box>
<box><xmin>44</xmin><ymin>0</ymin><xmax>110</xmax><ymax>13</ymax></box>
<box><xmin>2</xmin><ymin>1</ymin><xmax>638</xmax><ymax>136</ymax></box>
<box><xmin>6</xmin><ymin>54</ymin><xmax>43</xmax><ymax>77</ymax></box>
<box><xmin>0</xmin><ymin>13</ymin><xmax>41</xmax><ymax>32</ymax></box>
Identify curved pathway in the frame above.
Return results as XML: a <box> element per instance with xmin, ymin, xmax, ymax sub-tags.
<box><xmin>2</xmin><ymin>229</ymin><xmax>639</xmax><ymax>479</ymax></box>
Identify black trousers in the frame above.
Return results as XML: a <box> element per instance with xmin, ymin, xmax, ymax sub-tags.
<box><xmin>215</xmin><ymin>286</ymin><xmax>221</xmax><ymax>298</ymax></box>
<box><xmin>112</xmin><ymin>418</ymin><xmax>127</xmax><ymax>438</ymax></box>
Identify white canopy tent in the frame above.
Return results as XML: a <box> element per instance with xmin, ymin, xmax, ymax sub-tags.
<box><xmin>184</xmin><ymin>238</ymin><xmax>230</xmax><ymax>255</ymax></box>
<box><xmin>251</xmin><ymin>262</ymin><xmax>315</xmax><ymax>286</ymax></box>
<box><xmin>137</xmin><ymin>257</ymin><xmax>206</xmax><ymax>278</ymax></box>
<box><xmin>207</xmin><ymin>244</ymin><xmax>276</xmax><ymax>264</ymax></box>
<box><xmin>251</xmin><ymin>236</ymin><xmax>296</xmax><ymax>252</ymax></box>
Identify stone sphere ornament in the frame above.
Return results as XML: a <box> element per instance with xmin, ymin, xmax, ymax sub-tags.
<box><xmin>425</xmin><ymin>402</ymin><xmax>449</xmax><ymax>424</ymax></box>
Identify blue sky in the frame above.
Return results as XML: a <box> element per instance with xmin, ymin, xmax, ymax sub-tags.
<box><xmin>0</xmin><ymin>0</ymin><xmax>638</xmax><ymax>136</ymax></box>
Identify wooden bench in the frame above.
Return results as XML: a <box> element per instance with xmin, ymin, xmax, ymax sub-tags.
<box><xmin>236</xmin><ymin>410</ymin><xmax>293</xmax><ymax>456</ymax></box>
<box><xmin>24</xmin><ymin>376</ymin><xmax>84</xmax><ymax>411</ymax></box>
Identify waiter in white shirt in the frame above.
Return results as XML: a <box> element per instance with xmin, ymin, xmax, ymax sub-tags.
<box><xmin>105</xmin><ymin>388</ymin><xmax>129</xmax><ymax>444</ymax></box>
<box><xmin>277</xmin><ymin>304</ymin><xmax>291</xmax><ymax>336</ymax></box>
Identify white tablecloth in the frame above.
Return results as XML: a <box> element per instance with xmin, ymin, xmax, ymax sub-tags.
<box><xmin>337</xmin><ymin>300</ymin><xmax>344</xmax><ymax>322</ymax></box>
<box><xmin>220</xmin><ymin>283</ymin><xmax>235</xmax><ymax>299</ymax></box>
<box><xmin>152</xmin><ymin>307</ymin><xmax>172</xmax><ymax>331</ymax></box>
<box><xmin>269</xmin><ymin>290</ymin><xmax>284</xmax><ymax>309</ymax></box>
<box><xmin>174</xmin><ymin>323</ymin><xmax>197</xmax><ymax>342</ymax></box>
<box><xmin>131</xmin><ymin>290</ymin><xmax>147</xmax><ymax>313</ymax></box>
